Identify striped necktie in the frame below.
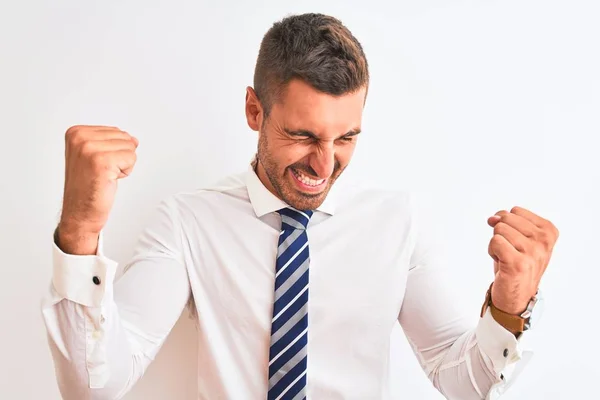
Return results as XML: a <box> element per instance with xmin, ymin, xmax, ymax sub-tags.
<box><xmin>267</xmin><ymin>207</ymin><xmax>313</xmax><ymax>400</ymax></box>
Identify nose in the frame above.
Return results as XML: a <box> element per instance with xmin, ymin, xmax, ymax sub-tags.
<box><xmin>309</xmin><ymin>143</ymin><xmax>335</xmax><ymax>179</ymax></box>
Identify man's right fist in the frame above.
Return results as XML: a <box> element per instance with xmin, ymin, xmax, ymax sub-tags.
<box><xmin>57</xmin><ymin>125</ymin><xmax>138</xmax><ymax>255</ymax></box>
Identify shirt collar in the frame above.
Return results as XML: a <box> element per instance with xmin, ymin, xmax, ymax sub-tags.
<box><xmin>245</xmin><ymin>160</ymin><xmax>338</xmax><ymax>218</ymax></box>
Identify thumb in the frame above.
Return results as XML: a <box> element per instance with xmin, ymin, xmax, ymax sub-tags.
<box><xmin>113</xmin><ymin>150</ymin><xmax>136</xmax><ymax>179</ymax></box>
<box><xmin>118</xmin><ymin>163</ymin><xmax>135</xmax><ymax>178</ymax></box>
<box><xmin>487</xmin><ymin>215</ymin><xmax>501</xmax><ymax>227</ymax></box>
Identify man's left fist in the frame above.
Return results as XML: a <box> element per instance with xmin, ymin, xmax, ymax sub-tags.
<box><xmin>487</xmin><ymin>206</ymin><xmax>559</xmax><ymax>315</ymax></box>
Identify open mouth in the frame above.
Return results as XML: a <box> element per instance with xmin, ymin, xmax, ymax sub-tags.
<box><xmin>290</xmin><ymin>168</ymin><xmax>327</xmax><ymax>191</ymax></box>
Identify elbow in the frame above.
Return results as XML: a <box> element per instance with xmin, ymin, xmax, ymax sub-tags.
<box><xmin>48</xmin><ymin>347</ymin><xmax>134</xmax><ymax>400</ymax></box>
<box><xmin>426</xmin><ymin>363</ymin><xmax>492</xmax><ymax>400</ymax></box>
<box><xmin>53</xmin><ymin>364</ymin><xmax>131</xmax><ymax>400</ymax></box>
<box><xmin>55</xmin><ymin>372</ymin><xmax>134</xmax><ymax>400</ymax></box>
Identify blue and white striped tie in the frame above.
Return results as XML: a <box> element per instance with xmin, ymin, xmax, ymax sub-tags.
<box><xmin>267</xmin><ymin>207</ymin><xmax>313</xmax><ymax>400</ymax></box>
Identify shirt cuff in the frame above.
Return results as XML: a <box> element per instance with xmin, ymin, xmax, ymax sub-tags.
<box><xmin>477</xmin><ymin>308</ymin><xmax>537</xmax><ymax>400</ymax></box>
<box><xmin>52</xmin><ymin>231</ymin><xmax>118</xmax><ymax>308</ymax></box>
<box><xmin>475</xmin><ymin>308</ymin><xmax>524</xmax><ymax>375</ymax></box>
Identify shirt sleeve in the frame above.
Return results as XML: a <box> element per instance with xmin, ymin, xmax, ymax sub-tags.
<box><xmin>397</xmin><ymin>195</ymin><xmax>534</xmax><ymax>400</ymax></box>
<box><xmin>41</xmin><ymin>197</ymin><xmax>191</xmax><ymax>400</ymax></box>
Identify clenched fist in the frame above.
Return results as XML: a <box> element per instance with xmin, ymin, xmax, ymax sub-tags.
<box><xmin>57</xmin><ymin>125</ymin><xmax>138</xmax><ymax>255</ymax></box>
<box><xmin>486</xmin><ymin>206</ymin><xmax>558</xmax><ymax>330</ymax></box>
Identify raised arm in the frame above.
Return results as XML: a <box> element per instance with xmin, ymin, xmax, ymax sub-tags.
<box><xmin>41</xmin><ymin>126</ymin><xmax>191</xmax><ymax>399</ymax></box>
<box><xmin>398</xmin><ymin>198</ymin><xmax>556</xmax><ymax>399</ymax></box>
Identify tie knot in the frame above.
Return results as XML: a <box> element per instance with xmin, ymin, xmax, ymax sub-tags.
<box><xmin>278</xmin><ymin>208</ymin><xmax>313</xmax><ymax>230</ymax></box>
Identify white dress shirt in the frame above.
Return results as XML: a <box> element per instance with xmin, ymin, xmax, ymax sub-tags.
<box><xmin>42</xmin><ymin>163</ymin><xmax>533</xmax><ymax>400</ymax></box>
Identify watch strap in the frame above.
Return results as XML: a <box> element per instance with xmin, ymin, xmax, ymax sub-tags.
<box><xmin>480</xmin><ymin>282</ymin><xmax>527</xmax><ymax>334</ymax></box>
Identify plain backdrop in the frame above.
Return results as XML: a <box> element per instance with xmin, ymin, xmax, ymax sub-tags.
<box><xmin>1</xmin><ymin>0</ymin><xmax>599</xmax><ymax>399</ymax></box>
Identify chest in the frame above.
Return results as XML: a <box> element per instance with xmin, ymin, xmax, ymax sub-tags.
<box><xmin>184</xmin><ymin>211</ymin><xmax>413</xmax><ymax>337</ymax></box>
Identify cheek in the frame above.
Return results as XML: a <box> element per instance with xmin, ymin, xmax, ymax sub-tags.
<box><xmin>281</xmin><ymin>143</ymin><xmax>313</xmax><ymax>166</ymax></box>
<box><xmin>336</xmin><ymin>143</ymin><xmax>356</xmax><ymax>164</ymax></box>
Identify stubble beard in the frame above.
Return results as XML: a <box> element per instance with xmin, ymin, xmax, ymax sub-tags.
<box><xmin>257</xmin><ymin>134</ymin><xmax>341</xmax><ymax>211</ymax></box>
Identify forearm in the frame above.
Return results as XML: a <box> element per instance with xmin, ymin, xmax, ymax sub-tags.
<box><xmin>43</xmin><ymin>199</ymin><xmax>192</xmax><ymax>398</ymax></box>
<box><xmin>42</xmin><ymin>252</ymin><xmax>189</xmax><ymax>399</ymax></box>
<box><xmin>423</xmin><ymin>315</ymin><xmax>523</xmax><ymax>400</ymax></box>
<box><xmin>55</xmin><ymin>223</ymin><xmax>100</xmax><ymax>256</ymax></box>
<box><xmin>425</xmin><ymin>330</ymin><xmax>495</xmax><ymax>400</ymax></box>
<box><xmin>400</xmin><ymin>195</ymin><xmax>538</xmax><ymax>399</ymax></box>
<box><xmin>41</xmin><ymin>233</ymin><xmax>148</xmax><ymax>399</ymax></box>
<box><xmin>42</xmin><ymin>296</ymin><xmax>139</xmax><ymax>399</ymax></box>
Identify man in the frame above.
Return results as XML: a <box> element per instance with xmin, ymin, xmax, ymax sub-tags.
<box><xmin>42</xmin><ymin>13</ymin><xmax>558</xmax><ymax>400</ymax></box>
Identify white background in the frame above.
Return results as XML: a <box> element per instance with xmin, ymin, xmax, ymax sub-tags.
<box><xmin>1</xmin><ymin>0</ymin><xmax>599</xmax><ymax>399</ymax></box>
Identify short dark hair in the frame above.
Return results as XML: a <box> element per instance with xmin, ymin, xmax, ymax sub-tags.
<box><xmin>253</xmin><ymin>13</ymin><xmax>369</xmax><ymax>117</ymax></box>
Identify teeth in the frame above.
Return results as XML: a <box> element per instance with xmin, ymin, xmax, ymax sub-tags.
<box><xmin>293</xmin><ymin>169</ymin><xmax>325</xmax><ymax>186</ymax></box>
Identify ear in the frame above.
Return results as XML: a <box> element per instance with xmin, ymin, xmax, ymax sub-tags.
<box><xmin>245</xmin><ymin>87</ymin><xmax>263</xmax><ymax>132</ymax></box>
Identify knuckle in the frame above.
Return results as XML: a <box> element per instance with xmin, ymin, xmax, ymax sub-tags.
<box><xmin>549</xmin><ymin>223</ymin><xmax>559</xmax><ymax>239</ymax></box>
<box><xmin>65</xmin><ymin>125</ymin><xmax>79</xmax><ymax>136</ymax></box>
<box><xmin>539</xmin><ymin>231</ymin><xmax>550</xmax><ymax>246</ymax></box>
<box><xmin>90</xmin><ymin>151</ymin><xmax>107</xmax><ymax>168</ymax></box>
<box><xmin>534</xmin><ymin>245</ymin><xmax>546</xmax><ymax>259</ymax></box>
<box><xmin>538</xmin><ymin>228</ymin><xmax>556</xmax><ymax>248</ymax></box>
<box><xmin>490</xmin><ymin>234</ymin><xmax>503</xmax><ymax>246</ymax></box>
<box><xmin>493</xmin><ymin>222</ymin><xmax>506</xmax><ymax>235</ymax></box>
<box><xmin>530</xmin><ymin>228</ymin><xmax>542</xmax><ymax>242</ymax></box>
<box><xmin>79</xmin><ymin>140</ymin><xmax>95</xmax><ymax>157</ymax></box>
<box><xmin>65</xmin><ymin>126</ymin><xmax>81</xmax><ymax>144</ymax></box>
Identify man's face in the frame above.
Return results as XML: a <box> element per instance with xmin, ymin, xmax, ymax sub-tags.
<box><xmin>245</xmin><ymin>79</ymin><xmax>366</xmax><ymax>211</ymax></box>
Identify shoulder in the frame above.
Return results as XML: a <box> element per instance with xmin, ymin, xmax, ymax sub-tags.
<box><xmin>157</xmin><ymin>170</ymin><xmax>251</xmax><ymax>218</ymax></box>
<box><xmin>336</xmin><ymin>179</ymin><xmax>414</xmax><ymax>216</ymax></box>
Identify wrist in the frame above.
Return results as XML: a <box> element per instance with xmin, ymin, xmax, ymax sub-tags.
<box><xmin>481</xmin><ymin>282</ymin><xmax>528</xmax><ymax>337</ymax></box>
<box><xmin>490</xmin><ymin>276</ymin><xmax>534</xmax><ymax>315</ymax></box>
<box><xmin>491</xmin><ymin>297</ymin><xmax>529</xmax><ymax>317</ymax></box>
<box><xmin>493</xmin><ymin>314</ymin><xmax>523</xmax><ymax>336</ymax></box>
<box><xmin>56</xmin><ymin>221</ymin><xmax>100</xmax><ymax>255</ymax></box>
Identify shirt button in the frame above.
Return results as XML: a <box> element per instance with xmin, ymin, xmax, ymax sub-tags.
<box><xmin>93</xmin><ymin>276</ymin><xmax>101</xmax><ymax>285</ymax></box>
<box><xmin>503</xmin><ymin>348</ymin><xmax>509</xmax><ymax>358</ymax></box>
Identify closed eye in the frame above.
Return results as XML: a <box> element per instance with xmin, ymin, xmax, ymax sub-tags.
<box><xmin>340</xmin><ymin>131</ymin><xmax>361</xmax><ymax>141</ymax></box>
<box><xmin>284</xmin><ymin>129</ymin><xmax>317</xmax><ymax>140</ymax></box>
<box><xmin>283</xmin><ymin>128</ymin><xmax>361</xmax><ymax>141</ymax></box>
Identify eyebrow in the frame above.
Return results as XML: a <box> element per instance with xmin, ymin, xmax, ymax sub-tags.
<box><xmin>284</xmin><ymin>128</ymin><xmax>361</xmax><ymax>139</ymax></box>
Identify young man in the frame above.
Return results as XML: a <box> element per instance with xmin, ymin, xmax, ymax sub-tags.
<box><xmin>42</xmin><ymin>13</ymin><xmax>558</xmax><ymax>400</ymax></box>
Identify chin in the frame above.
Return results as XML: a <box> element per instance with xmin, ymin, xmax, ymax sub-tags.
<box><xmin>270</xmin><ymin>166</ymin><xmax>339</xmax><ymax>210</ymax></box>
<box><xmin>283</xmin><ymin>187</ymin><xmax>330</xmax><ymax>211</ymax></box>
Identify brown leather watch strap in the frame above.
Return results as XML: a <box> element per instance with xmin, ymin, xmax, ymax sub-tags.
<box><xmin>481</xmin><ymin>283</ymin><xmax>527</xmax><ymax>334</ymax></box>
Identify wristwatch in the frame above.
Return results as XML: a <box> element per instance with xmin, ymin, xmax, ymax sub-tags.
<box><xmin>480</xmin><ymin>282</ymin><xmax>543</xmax><ymax>334</ymax></box>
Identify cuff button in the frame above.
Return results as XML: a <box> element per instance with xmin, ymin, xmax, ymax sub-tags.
<box><xmin>93</xmin><ymin>276</ymin><xmax>101</xmax><ymax>285</ymax></box>
<box><xmin>503</xmin><ymin>348</ymin><xmax>509</xmax><ymax>358</ymax></box>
